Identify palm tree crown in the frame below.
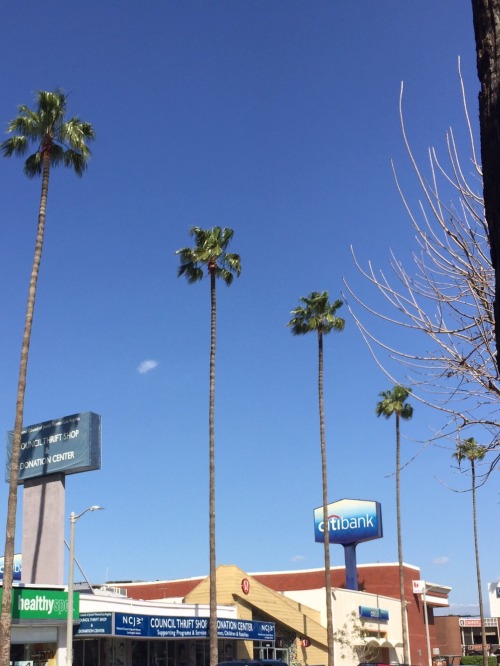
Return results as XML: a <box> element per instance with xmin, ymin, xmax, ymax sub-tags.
<box><xmin>376</xmin><ymin>385</ymin><xmax>414</xmax><ymax>420</ymax></box>
<box><xmin>288</xmin><ymin>291</ymin><xmax>345</xmax><ymax>336</ymax></box>
<box><xmin>1</xmin><ymin>90</ymin><xmax>94</xmax><ymax>177</ymax></box>
<box><xmin>453</xmin><ymin>437</ymin><xmax>487</xmax><ymax>466</ymax></box>
<box><xmin>176</xmin><ymin>226</ymin><xmax>241</xmax><ymax>284</ymax></box>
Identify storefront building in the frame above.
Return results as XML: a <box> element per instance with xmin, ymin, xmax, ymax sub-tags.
<box><xmin>115</xmin><ymin>562</ymin><xmax>451</xmax><ymax>666</ymax></box>
<box><xmin>7</xmin><ymin>585</ymin><xmax>75</xmax><ymax>666</ymax></box>
<box><xmin>73</xmin><ymin>589</ymin><xmax>247</xmax><ymax>666</ymax></box>
<box><xmin>5</xmin><ymin>562</ymin><xmax>451</xmax><ymax>666</ymax></box>
<box><xmin>434</xmin><ymin>582</ymin><xmax>500</xmax><ymax>660</ymax></box>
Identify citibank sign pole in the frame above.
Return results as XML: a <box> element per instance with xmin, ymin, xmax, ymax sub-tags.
<box><xmin>66</xmin><ymin>506</ymin><xmax>104</xmax><ymax>666</ymax></box>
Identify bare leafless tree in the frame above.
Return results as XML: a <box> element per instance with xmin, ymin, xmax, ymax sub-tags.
<box><xmin>344</xmin><ymin>62</ymin><xmax>500</xmax><ymax>462</ymax></box>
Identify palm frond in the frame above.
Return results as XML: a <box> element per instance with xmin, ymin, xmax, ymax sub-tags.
<box><xmin>23</xmin><ymin>152</ymin><xmax>43</xmax><ymax>178</ymax></box>
<box><xmin>63</xmin><ymin>149</ymin><xmax>89</xmax><ymax>175</ymax></box>
<box><xmin>178</xmin><ymin>263</ymin><xmax>204</xmax><ymax>283</ymax></box>
<box><xmin>61</xmin><ymin>117</ymin><xmax>95</xmax><ymax>150</ymax></box>
<box><xmin>1</xmin><ymin>135</ymin><xmax>28</xmax><ymax>158</ymax></box>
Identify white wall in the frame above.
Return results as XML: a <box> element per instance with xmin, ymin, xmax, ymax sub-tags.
<box><xmin>285</xmin><ymin>587</ymin><xmax>403</xmax><ymax>666</ymax></box>
<box><xmin>488</xmin><ymin>582</ymin><xmax>500</xmax><ymax>617</ymax></box>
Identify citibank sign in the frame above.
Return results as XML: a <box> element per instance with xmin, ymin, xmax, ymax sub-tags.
<box><xmin>313</xmin><ymin>498</ymin><xmax>383</xmax><ymax>545</ymax></box>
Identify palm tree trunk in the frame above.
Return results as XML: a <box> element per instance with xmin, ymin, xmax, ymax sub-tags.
<box><xmin>0</xmin><ymin>152</ymin><xmax>51</xmax><ymax>666</ymax></box>
<box><xmin>318</xmin><ymin>329</ymin><xmax>334</xmax><ymax>666</ymax></box>
<box><xmin>209</xmin><ymin>268</ymin><xmax>218</xmax><ymax>666</ymax></box>
<box><xmin>396</xmin><ymin>413</ymin><xmax>409</xmax><ymax>665</ymax></box>
<box><xmin>471</xmin><ymin>461</ymin><xmax>488</xmax><ymax>666</ymax></box>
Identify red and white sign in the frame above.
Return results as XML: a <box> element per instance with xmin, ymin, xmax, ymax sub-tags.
<box><xmin>241</xmin><ymin>578</ymin><xmax>250</xmax><ymax>595</ymax></box>
<box><xmin>301</xmin><ymin>639</ymin><xmax>311</xmax><ymax>648</ymax></box>
<box><xmin>413</xmin><ymin>580</ymin><xmax>425</xmax><ymax>593</ymax></box>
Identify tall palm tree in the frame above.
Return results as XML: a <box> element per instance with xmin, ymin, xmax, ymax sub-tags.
<box><xmin>288</xmin><ymin>291</ymin><xmax>345</xmax><ymax>666</ymax></box>
<box><xmin>0</xmin><ymin>90</ymin><xmax>94</xmax><ymax>666</ymax></box>
<box><xmin>376</xmin><ymin>385</ymin><xmax>413</xmax><ymax>665</ymax></box>
<box><xmin>453</xmin><ymin>437</ymin><xmax>488</xmax><ymax>666</ymax></box>
<box><xmin>176</xmin><ymin>227</ymin><xmax>241</xmax><ymax>666</ymax></box>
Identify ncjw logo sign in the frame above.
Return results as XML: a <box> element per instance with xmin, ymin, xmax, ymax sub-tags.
<box><xmin>314</xmin><ymin>498</ymin><xmax>382</xmax><ymax>544</ymax></box>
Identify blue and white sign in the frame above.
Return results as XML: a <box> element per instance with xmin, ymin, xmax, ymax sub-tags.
<box><xmin>359</xmin><ymin>606</ymin><xmax>389</xmax><ymax>621</ymax></box>
<box><xmin>314</xmin><ymin>498</ymin><xmax>383</xmax><ymax>545</ymax></box>
<box><xmin>115</xmin><ymin>613</ymin><xmax>147</xmax><ymax>637</ymax></box>
<box><xmin>77</xmin><ymin>612</ymin><xmax>113</xmax><ymax>635</ymax></box>
<box><xmin>0</xmin><ymin>554</ymin><xmax>21</xmax><ymax>581</ymax></box>
<box><xmin>6</xmin><ymin>412</ymin><xmax>101</xmax><ymax>483</ymax></box>
<box><xmin>83</xmin><ymin>613</ymin><xmax>274</xmax><ymax>640</ymax></box>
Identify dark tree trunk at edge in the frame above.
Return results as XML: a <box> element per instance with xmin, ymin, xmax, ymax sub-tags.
<box><xmin>471</xmin><ymin>0</ymin><xmax>500</xmax><ymax>373</ymax></box>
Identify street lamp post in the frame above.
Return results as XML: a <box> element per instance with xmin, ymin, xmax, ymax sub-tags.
<box><xmin>66</xmin><ymin>505</ymin><xmax>104</xmax><ymax>666</ymax></box>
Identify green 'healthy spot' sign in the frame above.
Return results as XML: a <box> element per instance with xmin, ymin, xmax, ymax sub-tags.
<box><xmin>0</xmin><ymin>588</ymin><xmax>79</xmax><ymax>620</ymax></box>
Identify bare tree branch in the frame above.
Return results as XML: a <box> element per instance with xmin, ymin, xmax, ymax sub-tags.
<box><xmin>344</xmin><ymin>63</ymin><xmax>500</xmax><ymax>467</ymax></box>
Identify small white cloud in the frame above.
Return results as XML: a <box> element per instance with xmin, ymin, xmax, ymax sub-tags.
<box><xmin>290</xmin><ymin>555</ymin><xmax>306</xmax><ymax>563</ymax></box>
<box><xmin>433</xmin><ymin>556</ymin><xmax>450</xmax><ymax>565</ymax></box>
<box><xmin>138</xmin><ymin>360</ymin><xmax>159</xmax><ymax>374</ymax></box>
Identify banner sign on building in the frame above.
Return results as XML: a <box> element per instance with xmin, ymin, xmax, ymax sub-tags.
<box><xmin>6</xmin><ymin>412</ymin><xmax>101</xmax><ymax>483</ymax></box>
<box><xmin>359</xmin><ymin>606</ymin><xmax>389</xmax><ymax>621</ymax></box>
<box><xmin>0</xmin><ymin>554</ymin><xmax>22</xmax><ymax>581</ymax></box>
<box><xmin>0</xmin><ymin>588</ymin><xmax>79</xmax><ymax>621</ymax></box>
<box><xmin>79</xmin><ymin>613</ymin><xmax>274</xmax><ymax>641</ymax></box>
<box><xmin>77</xmin><ymin>612</ymin><xmax>113</xmax><ymax>635</ymax></box>
<box><xmin>313</xmin><ymin>498</ymin><xmax>383</xmax><ymax>544</ymax></box>
<box><xmin>460</xmin><ymin>618</ymin><xmax>498</xmax><ymax>628</ymax></box>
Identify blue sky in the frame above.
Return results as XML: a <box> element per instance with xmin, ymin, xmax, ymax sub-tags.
<box><xmin>0</xmin><ymin>1</ymin><xmax>495</xmax><ymax>617</ymax></box>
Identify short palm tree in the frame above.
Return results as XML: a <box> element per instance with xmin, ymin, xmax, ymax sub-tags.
<box><xmin>0</xmin><ymin>90</ymin><xmax>94</xmax><ymax>666</ymax></box>
<box><xmin>176</xmin><ymin>227</ymin><xmax>241</xmax><ymax>666</ymax></box>
<box><xmin>288</xmin><ymin>291</ymin><xmax>345</xmax><ymax>666</ymax></box>
<box><xmin>453</xmin><ymin>437</ymin><xmax>488</xmax><ymax>666</ymax></box>
<box><xmin>376</xmin><ymin>385</ymin><xmax>413</xmax><ymax>665</ymax></box>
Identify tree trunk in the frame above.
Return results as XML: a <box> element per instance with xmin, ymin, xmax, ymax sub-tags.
<box><xmin>318</xmin><ymin>329</ymin><xmax>334</xmax><ymax>666</ymax></box>
<box><xmin>396</xmin><ymin>413</ymin><xmax>409</xmax><ymax>665</ymax></box>
<box><xmin>0</xmin><ymin>151</ymin><xmax>51</xmax><ymax>666</ymax></box>
<box><xmin>471</xmin><ymin>0</ymin><xmax>500</xmax><ymax>370</ymax></box>
<box><xmin>471</xmin><ymin>461</ymin><xmax>488</xmax><ymax>666</ymax></box>
<box><xmin>209</xmin><ymin>268</ymin><xmax>218</xmax><ymax>666</ymax></box>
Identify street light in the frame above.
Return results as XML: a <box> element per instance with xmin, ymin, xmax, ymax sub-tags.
<box><xmin>66</xmin><ymin>505</ymin><xmax>104</xmax><ymax>666</ymax></box>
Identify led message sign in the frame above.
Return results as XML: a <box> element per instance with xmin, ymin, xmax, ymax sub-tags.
<box><xmin>314</xmin><ymin>498</ymin><xmax>383</xmax><ymax>544</ymax></box>
<box><xmin>6</xmin><ymin>412</ymin><xmax>101</xmax><ymax>483</ymax></box>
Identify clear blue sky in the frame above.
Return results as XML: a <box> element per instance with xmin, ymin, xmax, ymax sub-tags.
<box><xmin>0</xmin><ymin>1</ymin><xmax>494</xmax><ymax>617</ymax></box>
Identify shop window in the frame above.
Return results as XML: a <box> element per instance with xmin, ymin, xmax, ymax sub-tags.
<box><xmin>132</xmin><ymin>641</ymin><xmax>148</xmax><ymax>666</ymax></box>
